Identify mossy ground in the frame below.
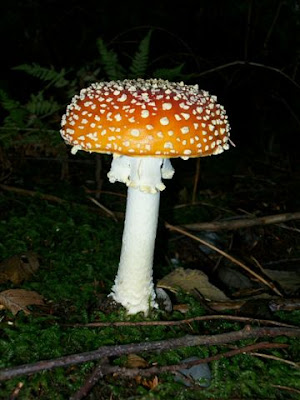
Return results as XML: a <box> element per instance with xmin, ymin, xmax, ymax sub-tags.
<box><xmin>0</xmin><ymin>157</ymin><xmax>299</xmax><ymax>399</ymax></box>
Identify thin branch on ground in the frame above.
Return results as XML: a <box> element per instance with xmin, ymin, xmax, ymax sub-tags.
<box><xmin>67</xmin><ymin>314</ymin><xmax>297</xmax><ymax>329</ymax></box>
<box><xmin>271</xmin><ymin>385</ymin><xmax>300</xmax><ymax>395</ymax></box>
<box><xmin>0</xmin><ymin>184</ymin><xmax>123</xmax><ymax>219</ymax></box>
<box><xmin>87</xmin><ymin>196</ymin><xmax>118</xmax><ymax>221</ymax></box>
<box><xmin>249</xmin><ymin>352</ymin><xmax>300</xmax><ymax>369</ymax></box>
<box><xmin>0</xmin><ymin>326</ymin><xmax>299</xmax><ymax>382</ymax></box>
<box><xmin>165</xmin><ymin>222</ymin><xmax>283</xmax><ymax>297</ymax></box>
<box><xmin>71</xmin><ymin>342</ymin><xmax>288</xmax><ymax>400</ymax></box>
<box><xmin>179</xmin><ymin>211</ymin><xmax>300</xmax><ymax>232</ymax></box>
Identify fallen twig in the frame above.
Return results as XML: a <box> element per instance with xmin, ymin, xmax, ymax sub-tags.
<box><xmin>165</xmin><ymin>222</ymin><xmax>283</xmax><ymax>297</ymax></box>
<box><xmin>249</xmin><ymin>352</ymin><xmax>300</xmax><ymax>369</ymax></box>
<box><xmin>0</xmin><ymin>184</ymin><xmax>123</xmax><ymax>219</ymax></box>
<box><xmin>67</xmin><ymin>314</ymin><xmax>297</xmax><ymax>329</ymax></box>
<box><xmin>71</xmin><ymin>342</ymin><xmax>288</xmax><ymax>400</ymax></box>
<box><xmin>271</xmin><ymin>384</ymin><xmax>300</xmax><ymax>395</ymax></box>
<box><xmin>0</xmin><ymin>326</ymin><xmax>299</xmax><ymax>382</ymax></box>
<box><xmin>87</xmin><ymin>196</ymin><xmax>118</xmax><ymax>221</ymax></box>
<box><xmin>179</xmin><ymin>211</ymin><xmax>300</xmax><ymax>232</ymax></box>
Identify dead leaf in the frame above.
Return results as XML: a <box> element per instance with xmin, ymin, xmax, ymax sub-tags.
<box><xmin>126</xmin><ymin>354</ymin><xmax>149</xmax><ymax>369</ymax></box>
<box><xmin>0</xmin><ymin>252</ymin><xmax>39</xmax><ymax>284</ymax></box>
<box><xmin>157</xmin><ymin>268</ymin><xmax>229</xmax><ymax>301</ymax></box>
<box><xmin>0</xmin><ymin>289</ymin><xmax>45</xmax><ymax>315</ymax></box>
<box><xmin>173</xmin><ymin>304</ymin><xmax>190</xmax><ymax>313</ymax></box>
<box><xmin>141</xmin><ymin>376</ymin><xmax>159</xmax><ymax>390</ymax></box>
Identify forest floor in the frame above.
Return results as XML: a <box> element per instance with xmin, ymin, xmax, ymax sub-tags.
<box><xmin>0</xmin><ymin>151</ymin><xmax>299</xmax><ymax>399</ymax></box>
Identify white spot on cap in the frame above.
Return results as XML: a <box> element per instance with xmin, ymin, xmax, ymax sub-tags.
<box><xmin>141</xmin><ymin>110</ymin><xmax>149</xmax><ymax>118</ymax></box>
<box><xmin>162</xmin><ymin>102</ymin><xmax>172</xmax><ymax>110</ymax></box>
<box><xmin>164</xmin><ymin>142</ymin><xmax>173</xmax><ymax>149</ymax></box>
<box><xmin>146</xmin><ymin>125</ymin><xmax>154</xmax><ymax>130</ymax></box>
<box><xmin>197</xmin><ymin>107</ymin><xmax>203</xmax><ymax>114</ymax></box>
<box><xmin>95</xmin><ymin>115</ymin><xmax>101</xmax><ymax>121</ymax></box>
<box><xmin>114</xmin><ymin>113</ymin><xmax>122</xmax><ymax>121</ymax></box>
<box><xmin>160</xmin><ymin>117</ymin><xmax>169</xmax><ymax>126</ymax></box>
<box><xmin>193</xmin><ymin>123</ymin><xmax>199</xmax><ymax>129</ymax></box>
<box><xmin>168</xmin><ymin>130</ymin><xmax>174</xmax><ymax>136</ymax></box>
<box><xmin>179</xmin><ymin>102</ymin><xmax>189</xmax><ymax>110</ymax></box>
<box><xmin>82</xmin><ymin>119</ymin><xmax>88</xmax><ymax>124</ymax></box>
<box><xmin>181</xmin><ymin>113</ymin><xmax>190</xmax><ymax>120</ymax></box>
<box><xmin>131</xmin><ymin>129</ymin><xmax>140</xmax><ymax>137</ymax></box>
<box><xmin>175</xmin><ymin>114</ymin><xmax>181</xmax><ymax>121</ymax></box>
<box><xmin>183</xmin><ymin>149</ymin><xmax>192</xmax><ymax>155</ymax></box>
<box><xmin>181</xmin><ymin>126</ymin><xmax>189</xmax><ymax>134</ymax></box>
<box><xmin>118</xmin><ymin>94</ymin><xmax>127</xmax><ymax>102</ymax></box>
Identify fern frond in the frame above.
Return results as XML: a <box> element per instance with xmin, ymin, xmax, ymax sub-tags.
<box><xmin>97</xmin><ymin>38</ymin><xmax>125</xmax><ymax>80</ymax></box>
<box><xmin>26</xmin><ymin>92</ymin><xmax>60</xmax><ymax>116</ymax></box>
<box><xmin>0</xmin><ymin>89</ymin><xmax>21</xmax><ymax>111</ymax></box>
<box><xmin>13</xmin><ymin>63</ymin><xmax>68</xmax><ymax>88</ymax></box>
<box><xmin>129</xmin><ymin>30</ymin><xmax>152</xmax><ymax>78</ymax></box>
<box><xmin>153</xmin><ymin>63</ymin><xmax>186</xmax><ymax>81</ymax></box>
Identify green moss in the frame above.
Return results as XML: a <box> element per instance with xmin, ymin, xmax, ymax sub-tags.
<box><xmin>0</xmin><ymin>193</ymin><xmax>299</xmax><ymax>399</ymax></box>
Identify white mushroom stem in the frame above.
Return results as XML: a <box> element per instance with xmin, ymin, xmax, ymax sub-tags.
<box><xmin>108</xmin><ymin>156</ymin><xmax>174</xmax><ymax>314</ymax></box>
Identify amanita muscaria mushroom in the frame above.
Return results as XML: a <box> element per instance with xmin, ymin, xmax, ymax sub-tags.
<box><xmin>60</xmin><ymin>79</ymin><xmax>231</xmax><ymax>314</ymax></box>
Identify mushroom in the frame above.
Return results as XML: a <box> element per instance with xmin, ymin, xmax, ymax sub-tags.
<box><xmin>60</xmin><ymin>79</ymin><xmax>231</xmax><ymax>315</ymax></box>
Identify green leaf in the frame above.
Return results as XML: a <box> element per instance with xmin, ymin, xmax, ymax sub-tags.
<box><xmin>97</xmin><ymin>38</ymin><xmax>125</xmax><ymax>80</ymax></box>
<box><xmin>13</xmin><ymin>63</ymin><xmax>68</xmax><ymax>88</ymax></box>
<box><xmin>129</xmin><ymin>30</ymin><xmax>152</xmax><ymax>78</ymax></box>
<box><xmin>0</xmin><ymin>89</ymin><xmax>20</xmax><ymax>112</ymax></box>
<box><xmin>153</xmin><ymin>63</ymin><xmax>186</xmax><ymax>81</ymax></box>
<box><xmin>26</xmin><ymin>92</ymin><xmax>60</xmax><ymax>116</ymax></box>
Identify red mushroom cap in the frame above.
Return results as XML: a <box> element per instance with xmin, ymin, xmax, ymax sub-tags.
<box><xmin>61</xmin><ymin>79</ymin><xmax>230</xmax><ymax>158</ymax></box>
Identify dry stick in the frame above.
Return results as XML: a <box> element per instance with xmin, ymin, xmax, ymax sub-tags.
<box><xmin>180</xmin><ymin>211</ymin><xmax>300</xmax><ymax>232</ymax></box>
<box><xmin>248</xmin><ymin>352</ymin><xmax>300</xmax><ymax>369</ymax></box>
<box><xmin>165</xmin><ymin>222</ymin><xmax>283</xmax><ymax>297</ymax></box>
<box><xmin>0</xmin><ymin>326</ymin><xmax>299</xmax><ymax>382</ymax></box>
<box><xmin>0</xmin><ymin>184</ymin><xmax>123</xmax><ymax>219</ymax></box>
<box><xmin>69</xmin><ymin>314</ymin><xmax>297</xmax><ymax>329</ymax></box>
<box><xmin>71</xmin><ymin>359</ymin><xmax>109</xmax><ymax>400</ymax></box>
<box><xmin>71</xmin><ymin>342</ymin><xmax>288</xmax><ymax>400</ymax></box>
<box><xmin>0</xmin><ymin>184</ymin><xmax>70</xmax><ymax>205</ymax></box>
<box><xmin>87</xmin><ymin>196</ymin><xmax>118</xmax><ymax>221</ymax></box>
<box><xmin>271</xmin><ymin>385</ymin><xmax>300</xmax><ymax>395</ymax></box>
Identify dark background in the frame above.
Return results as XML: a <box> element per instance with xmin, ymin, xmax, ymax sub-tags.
<box><xmin>0</xmin><ymin>0</ymin><xmax>299</xmax><ymax>188</ymax></box>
